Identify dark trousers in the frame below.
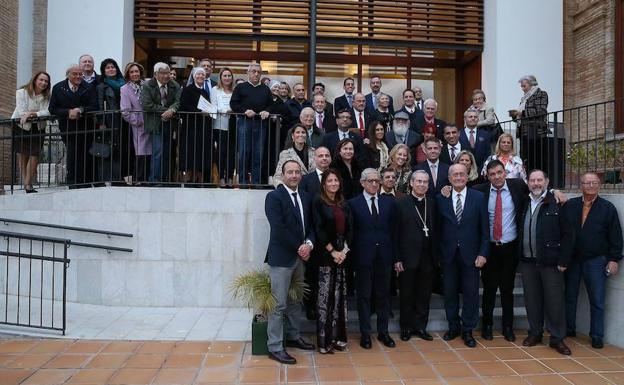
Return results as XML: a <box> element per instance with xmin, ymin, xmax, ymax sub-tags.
<box><xmin>520</xmin><ymin>136</ymin><xmax>545</xmax><ymax>175</ymax></box>
<box><xmin>236</xmin><ymin>116</ymin><xmax>267</xmax><ymax>184</ymax></box>
<box><xmin>520</xmin><ymin>261</ymin><xmax>566</xmax><ymax>343</ymax></box>
<box><xmin>355</xmin><ymin>253</ymin><xmax>391</xmax><ymax>336</ymax></box>
<box><xmin>481</xmin><ymin>240</ymin><xmax>518</xmax><ymax>328</ymax></box>
<box><xmin>303</xmin><ymin>259</ymin><xmax>319</xmax><ymax>317</ymax></box>
<box><xmin>149</xmin><ymin>123</ymin><xmax>172</xmax><ymax>183</ymax></box>
<box><xmin>443</xmin><ymin>249</ymin><xmax>481</xmax><ymax>333</ymax></box>
<box><xmin>64</xmin><ymin>133</ymin><xmax>93</xmax><ymax>185</ymax></box>
<box><xmin>565</xmin><ymin>256</ymin><xmax>607</xmax><ymax>339</ymax></box>
<box><xmin>399</xmin><ymin>256</ymin><xmax>434</xmax><ymax>331</ymax></box>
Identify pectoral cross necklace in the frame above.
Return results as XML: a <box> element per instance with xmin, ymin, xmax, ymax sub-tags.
<box><xmin>415</xmin><ymin>198</ymin><xmax>429</xmax><ymax>237</ymax></box>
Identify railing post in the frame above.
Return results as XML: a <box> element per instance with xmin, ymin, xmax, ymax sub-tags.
<box><xmin>553</xmin><ymin>111</ymin><xmax>560</xmax><ymax>188</ymax></box>
<box><xmin>10</xmin><ymin>120</ymin><xmax>16</xmax><ymax>194</ymax></box>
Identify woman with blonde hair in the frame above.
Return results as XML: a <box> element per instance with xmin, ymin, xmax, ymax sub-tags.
<box><xmin>481</xmin><ymin>133</ymin><xmax>526</xmax><ymax>182</ymax></box>
<box><xmin>11</xmin><ymin>71</ymin><xmax>51</xmax><ymax>193</ymax></box>
<box><xmin>455</xmin><ymin>150</ymin><xmax>484</xmax><ymax>187</ymax></box>
<box><xmin>387</xmin><ymin>144</ymin><xmax>412</xmax><ymax>193</ymax></box>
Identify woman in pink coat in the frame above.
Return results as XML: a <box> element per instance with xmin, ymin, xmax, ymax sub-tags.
<box><xmin>120</xmin><ymin>62</ymin><xmax>151</xmax><ymax>182</ymax></box>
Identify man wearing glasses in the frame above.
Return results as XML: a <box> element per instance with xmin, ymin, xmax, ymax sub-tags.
<box><xmin>564</xmin><ymin>172</ymin><xmax>623</xmax><ymax>349</ymax></box>
<box><xmin>348</xmin><ymin>168</ymin><xmax>396</xmax><ymax>349</ymax></box>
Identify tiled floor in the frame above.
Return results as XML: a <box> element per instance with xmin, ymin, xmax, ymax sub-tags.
<box><xmin>1</xmin><ymin>332</ymin><xmax>624</xmax><ymax>384</ymax></box>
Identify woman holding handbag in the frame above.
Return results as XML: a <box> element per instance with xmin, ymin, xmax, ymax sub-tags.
<box><xmin>11</xmin><ymin>71</ymin><xmax>51</xmax><ymax>193</ymax></box>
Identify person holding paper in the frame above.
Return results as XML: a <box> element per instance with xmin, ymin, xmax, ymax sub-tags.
<box><xmin>178</xmin><ymin>67</ymin><xmax>212</xmax><ymax>183</ymax></box>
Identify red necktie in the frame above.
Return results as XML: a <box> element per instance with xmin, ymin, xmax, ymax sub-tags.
<box><xmin>493</xmin><ymin>188</ymin><xmax>503</xmax><ymax>241</ymax></box>
<box><xmin>358</xmin><ymin>112</ymin><xmax>365</xmax><ymax>137</ymax></box>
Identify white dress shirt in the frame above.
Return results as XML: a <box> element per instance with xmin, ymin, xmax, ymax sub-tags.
<box><xmin>529</xmin><ymin>190</ymin><xmax>547</xmax><ymax>214</ymax></box>
<box><xmin>447</xmin><ymin>142</ymin><xmax>462</xmax><ymax>160</ymax></box>
<box><xmin>284</xmin><ymin>185</ymin><xmax>305</xmax><ymax>230</ymax></box>
<box><xmin>428</xmin><ymin>159</ymin><xmax>440</xmax><ymax>186</ymax></box>
<box><xmin>487</xmin><ymin>182</ymin><xmax>517</xmax><ymax>243</ymax></box>
<box><xmin>363</xmin><ymin>191</ymin><xmax>379</xmax><ymax>215</ymax></box>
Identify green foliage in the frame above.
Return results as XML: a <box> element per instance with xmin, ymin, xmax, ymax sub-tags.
<box><xmin>567</xmin><ymin>140</ymin><xmax>624</xmax><ymax>170</ymax></box>
<box><xmin>229</xmin><ymin>268</ymin><xmax>309</xmax><ymax>317</ymax></box>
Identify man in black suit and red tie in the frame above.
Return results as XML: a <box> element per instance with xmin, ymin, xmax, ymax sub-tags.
<box><xmin>351</xmin><ymin>93</ymin><xmax>374</xmax><ymax>138</ymax></box>
<box><xmin>394</xmin><ymin>170</ymin><xmax>438</xmax><ymax>342</ymax></box>
<box><xmin>334</xmin><ymin>77</ymin><xmax>356</xmax><ymax>113</ymax></box>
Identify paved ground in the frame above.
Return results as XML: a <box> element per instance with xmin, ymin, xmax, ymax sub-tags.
<box><xmin>1</xmin><ymin>331</ymin><xmax>624</xmax><ymax>385</ymax></box>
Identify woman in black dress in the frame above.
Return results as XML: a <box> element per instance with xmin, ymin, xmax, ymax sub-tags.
<box><xmin>312</xmin><ymin>168</ymin><xmax>353</xmax><ymax>354</ymax></box>
<box><xmin>330</xmin><ymin>138</ymin><xmax>362</xmax><ymax>200</ymax></box>
<box><xmin>362</xmin><ymin>121</ymin><xmax>389</xmax><ymax>171</ymax></box>
<box><xmin>178</xmin><ymin>67</ymin><xmax>212</xmax><ymax>183</ymax></box>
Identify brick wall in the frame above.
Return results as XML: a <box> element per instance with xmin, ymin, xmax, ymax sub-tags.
<box><xmin>0</xmin><ymin>0</ymin><xmax>18</xmax><ymax>186</ymax></box>
<box><xmin>32</xmin><ymin>0</ymin><xmax>48</xmax><ymax>73</ymax></box>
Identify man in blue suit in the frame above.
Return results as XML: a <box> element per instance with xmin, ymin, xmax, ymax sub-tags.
<box><xmin>459</xmin><ymin>109</ymin><xmax>491</xmax><ymax>171</ymax></box>
<box><xmin>415</xmin><ymin>137</ymin><xmax>450</xmax><ymax>197</ymax></box>
<box><xmin>365</xmin><ymin>76</ymin><xmax>394</xmax><ymax>113</ymax></box>
<box><xmin>348</xmin><ymin>168</ymin><xmax>397</xmax><ymax>350</ymax></box>
<box><xmin>334</xmin><ymin>77</ymin><xmax>356</xmax><ymax>112</ymax></box>
<box><xmin>264</xmin><ymin>160</ymin><xmax>316</xmax><ymax>364</ymax></box>
<box><xmin>436</xmin><ymin>164</ymin><xmax>490</xmax><ymax>347</ymax></box>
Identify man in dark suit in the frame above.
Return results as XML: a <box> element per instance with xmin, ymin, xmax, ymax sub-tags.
<box><xmin>393</xmin><ymin>170</ymin><xmax>437</xmax><ymax>342</ymax></box>
<box><xmin>284</xmin><ymin>83</ymin><xmax>312</xmax><ymax>129</ymax></box>
<box><xmin>312</xmin><ymin>94</ymin><xmax>337</xmax><ymax>134</ymax></box>
<box><xmin>264</xmin><ymin>160</ymin><xmax>316</xmax><ymax>364</ymax></box>
<box><xmin>413</xmin><ymin>86</ymin><xmax>425</xmax><ymax>111</ymax></box>
<box><xmin>366</xmin><ymin>76</ymin><xmax>394</xmax><ymax>113</ymax></box>
<box><xmin>351</xmin><ymin>93</ymin><xmax>375</xmax><ymax>138</ymax></box>
<box><xmin>78</xmin><ymin>54</ymin><xmax>99</xmax><ymax>86</ymax></box>
<box><xmin>414</xmin><ymin>99</ymin><xmax>447</xmax><ymax>139</ymax></box>
<box><xmin>436</xmin><ymin>164</ymin><xmax>489</xmax><ymax>347</ymax></box>
<box><xmin>49</xmin><ymin>63</ymin><xmax>98</xmax><ymax>186</ymax></box>
<box><xmin>334</xmin><ymin>77</ymin><xmax>356</xmax><ymax>112</ymax></box>
<box><xmin>396</xmin><ymin>89</ymin><xmax>424</xmax><ymax>132</ymax></box>
<box><xmin>312</xmin><ymin>82</ymin><xmax>334</xmax><ymax>116</ymax></box>
<box><xmin>564</xmin><ymin>172</ymin><xmax>623</xmax><ymax>349</ymax></box>
<box><xmin>321</xmin><ymin>109</ymin><xmax>365</xmax><ymax>162</ymax></box>
<box><xmin>379</xmin><ymin>167</ymin><xmax>405</xmax><ymax>199</ymax></box>
<box><xmin>415</xmin><ymin>138</ymin><xmax>449</xmax><ymax>197</ymax></box>
<box><xmin>473</xmin><ymin>160</ymin><xmax>528</xmax><ymax>342</ymax></box>
<box><xmin>348</xmin><ymin>168</ymin><xmax>396</xmax><ymax>349</ymax></box>
<box><xmin>439</xmin><ymin>125</ymin><xmax>464</xmax><ymax>165</ymax></box>
<box><xmin>459</xmin><ymin>109</ymin><xmax>491</xmax><ymax>171</ymax></box>
<box><xmin>385</xmin><ymin>112</ymin><xmax>422</xmax><ymax>158</ymax></box>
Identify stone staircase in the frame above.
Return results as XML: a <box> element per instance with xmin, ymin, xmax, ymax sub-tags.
<box><xmin>301</xmin><ymin>273</ymin><xmax>528</xmax><ymax>333</ymax></box>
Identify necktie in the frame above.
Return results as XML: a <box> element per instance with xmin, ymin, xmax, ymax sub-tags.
<box><xmin>347</xmin><ymin>95</ymin><xmax>353</xmax><ymax>108</ymax></box>
<box><xmin>204</xmin><ymin>80</ymin><xmax>211</xmax><ymax>99</ymax></box>
<box><xmin>370</xmin><ymin>196</ymin><xmax>379</xmax><ymax>220</ymax></box>
<box><xmin>317</xmin><ymin>113</ymin><xmax>323</xmax><ymax>131</ymax></box>
<box><xmin>358</xmin><ymin>112</ymin><xmax>365</xmax><ymax>136</ymax></box>
<box><xmin>493</xmin><ymin>188</ymin><xmax>503</xmax><ymax>241</ymax></box>
<box><xmin>372</xmin><ymin>94</ymin><xmax>377</xmax><ymax>109</ymax></box>
<box><xmin>450</xmin><ymin>146</ymin><xmax>456</xmax><ymax>161</ymax></box>
<box><xmin>71</xmin><ymin>85</ymin><xmax>77</xmax><ymax>93</ymax></box>
<box><xmin>469</xmin><ymin>129</ymin><xmax>476</xmax><ymax>147</ymax></box>
<box><xmin>455</xmin><ymin>194</ymin><xmax>463</xmax><ymax>223</ymax></box>
<box><xmin>431</xmin><ymin>164</ymin><xmax>437</xmax><ymax>186</ymax></box>
<box><xmin>397</xmin><ymin>135</ymin><xmax>405</xmax><ymax>144</ymax></box>
<box><xmin>160</xmin><ymin>85</ymin><xmax>167</xmax><ymax>106</ymax></box>
<box><xmin>417</xmin><ymin>100</ymin><xmax>421</xmax><ymax>110</ymax></box>
<box><xmin>292</xmin><ymin>192</ymin><xmax>304</xmax><ymax>234</ymax></box>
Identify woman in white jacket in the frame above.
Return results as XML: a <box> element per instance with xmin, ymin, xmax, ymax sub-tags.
<box><xmin>211</xmin><ymin>67</ymin><xmax>234</xmax><ymax>183</ymax></box>
<box><xmin>11</xmin><ymin>71</ymin><xmax>51</xmax><ymax>193</ymax></box>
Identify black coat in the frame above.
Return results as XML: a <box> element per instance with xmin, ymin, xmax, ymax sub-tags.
<box><xmin>300</xmin><ymin>170</ymin><xmax>322</xmax><ymax>196</ymax></box>
<box><xmin>311</xmin><ymin>196</ymin><xmax>354</xmax><ymax>266</ymax></box>
<box><xmin>396</xmin><ymin>105</ymin><xmax>424</xmax><ymax>132</ymax></box>
<box><xmin>517</xmin><ymin>192</ymin><xmax>574</xmax><ymax>267</ymax></box>
<box><xmin>393</xmin><ymin>194</ymin><xmax>438</xmax><ymax>269</ymax></box>
<box><xmin>49</xmin><ymin>79</ymin><xmax>98</xmax><ymax>133</ymax></box>
<box><xmin>414</xmin><ymin>117</ymin><xmax>447</xmax><ymax>140</ymax></box>
<box><xmin>331</xmin><ymin>158</ymin><xmax>361</xmax><ymax>200</ymax></box>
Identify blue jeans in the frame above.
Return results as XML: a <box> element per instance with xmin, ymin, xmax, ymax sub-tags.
<box><xmin>149</xmin><ymin>123</ymin><xmax>171</xmax><ymax>183</ymax></box>
<box><xmin>565</xmin><ymin>256</ymin><xmax>607</xmax><ymax>339</ymax></box>
<box><xmin>236</xmin><ymin>116</ymin><xmax>266</xmax><ymax>184</ymax></box>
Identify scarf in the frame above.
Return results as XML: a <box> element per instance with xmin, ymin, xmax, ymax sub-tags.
<box><xmin>104</xmin><ymin>76</ymin><xmax>126</xmax><ymax>91</ymax></box>
<box><xmin>128</xmin><ymin>80</ymin><xmax>145</xmax><ymax>96</ymax></box>
<box><xmin>518</xmin><ymin>86</ymin><xmax>538</xmax><ymax>112</ymax></box>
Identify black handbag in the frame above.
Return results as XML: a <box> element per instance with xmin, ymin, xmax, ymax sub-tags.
<box><xmin>89</xmin><ymin>140</ymin><xmax>111</xmax><ymax>158</ymax></box>
<box><xmin>487</xmin><ymin>112</ymin><xmax>504</xmax><ymax>144</ymax></box>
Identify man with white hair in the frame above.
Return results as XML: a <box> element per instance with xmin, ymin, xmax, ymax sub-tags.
<box><xmin>49</xmin><ymin>63</ymin><xmax>98</xmax><ymax>186</ymax></box>
<box><xmin>285</xmin><ymin>83</ymin><xmax>312</xmax><ymax>129</ymax></box>
<box><xmin>415</xmin><ymin>99</ymin><xmax>447</xmax><ymax>138</ymax></box>
<box><xmin>79</xmin><ymin>54</ymin><xmax>99</xmax><ymax>86</ymax></box>
<box><xmin>139</xmin><ymin>62</ymin><xmax>181</xmax><ymax>183</ymax></box>
<box><xmin>385</xmin><ymin>111</ymin><xmax>422</xmax><ymax>159</ymax></box>
<box><xmin>230</xmin><ymin>63</ymin><xmax>274</xmax><ymax>184</ymax></box>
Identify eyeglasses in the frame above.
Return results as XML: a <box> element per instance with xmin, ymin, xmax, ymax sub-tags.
<box><xmin>365</xmin><ymin>179</ymin><xmax>380</xmax><ymax>184</ymax></box>
<box><xmin>581</xmin><ymin>181</ymin><xmax>600</xmax><ymax>186</ymax></box>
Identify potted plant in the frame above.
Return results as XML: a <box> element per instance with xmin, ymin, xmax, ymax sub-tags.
<box><xmin>229</xmin><ymin>268</ymin><xmax>308</xmax><ymax>355</ymax></box>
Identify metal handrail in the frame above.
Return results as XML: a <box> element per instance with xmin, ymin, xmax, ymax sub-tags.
<box><xmin>0</xmin><ymin>218</ymin><xmax>133</xmax><ymax>238</ymax></box>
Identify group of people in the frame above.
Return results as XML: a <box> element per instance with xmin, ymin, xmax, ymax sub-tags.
<box><xmin>11</xmin><ymin>55</ymin><xmax>551</xmax><ymax>191</ymax></box>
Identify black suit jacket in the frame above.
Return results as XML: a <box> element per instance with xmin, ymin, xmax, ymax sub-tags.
<box><xmin>473</xmin><ymin>178</ymin><xmax>529</xmax><ymax>233</ymax></box>
<box><xmin>393</xmin><ymin>194</ymin><xmax>438</xmax><ymax>269</ymax></box>
<box><xmin>49</xmin><ymin>79</ymin><xmax>98</xmax><ymax>133</ymax></box>
<box><xmin>366</xmin><ymin>93</ymin><xmax>395</xmax><ymax>114</ymax></box>
<box><xmin>315</xmin><ymin>111</ymin><xmax>337</xmax><ymax>133</ymax></box>
<box><xmin>459</xmin><ymin>128</ymin><xmax>492</xmax><ymax>171</ymax></box>
<box><xmin>439</xmin><ymin>143</ymin><xmax>463</xmax><ymax>165</ymax></box>
<box><xmin>311</xmin><ymin>196</ymin><xmax>354</xmax><ymax>266</ymax></box>
<box><xmin>414</xmin><ymin>161</ymin><xmax>450</xmax><ymax>197</ymax></box>
<box><xmin>350</xmin><ymin>108</ymin><xmax>375</xmax><ymax>137</ymax></box>
<box><xmin>264</xmin><ymin>185</ymin><xmax>315</xmax><ymax>267</ymax></box>
<box><xmin>396</xmin><ymin>105</ymin><xmax>424</xmax><ymax>132</ymax></box>
<box><xmin>334</xmin><ymin>94</ymin><xmax>352</xmax><ymax>113</ymax></box>
<box><xmin>321</xmin><ymin>130</ymin><xmax>365</xmax><ymax>160</ymax></box>
<box><xmin>300</xmin><ymin>170</ymin><xmax>322</xmax><ymax>196</ymax></box>
<box><xmin>414</xmin><ymin>117</ymin><xmax>447</xmax><ymax>139</ymax></box>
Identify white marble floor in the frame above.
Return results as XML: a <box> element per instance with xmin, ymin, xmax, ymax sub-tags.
<box><xmin>0</xmin><ymin>301</ymin><xmax>253</xmax><ymax>341</ymax></box>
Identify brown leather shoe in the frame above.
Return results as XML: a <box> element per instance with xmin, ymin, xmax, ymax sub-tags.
<box><xmin>549</xmin><ymin>340</ymin><xmax>572</xmax><ymax>355</ymax></box>
<box><xmin>522</xmin><ymin>335</ymin><xmax>543</xmax><ymax>347</ymax></box>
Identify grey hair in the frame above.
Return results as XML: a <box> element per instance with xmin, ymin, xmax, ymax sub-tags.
<box><xmin>377</xmin><ymin>92</ymin><xmax>389</xmax><ymax>100</ymax></box>
<box><xmin>65</xmin><ymin>63</ymin><xmax>80</xmax><ymax>76</ymax></box>
<box><xmin>411</xmin><ymin>170</ymin><xmax>430</xmax><ymax>181</ymax></box>
<box><xmin>464</xmin><ymin>108</ymin><xmax>479</xmax><ymax>118</ymax></box>
<box><xmin>424</xmin><ymin>98</ymin><xmax>438</xmax><ymax>108</ymax></box>
<box><xmin>300</xmin><ymin>107</ymin><xmax>314</xmax><ymax>118</ymax></box>
<box><xmin>519</xmin><ymin>75</ymin><xmax>538</xmax><ymax>86</ymax></box>
<box><xmin>247</xmin><ymin>63</ymin><xmax>261</xmax><ymax>72</ymax></box>
<box><xmin>153</xmin><ymin>62</ymin><xmax>170</xmax><ymax>74</ymax></box>
<box><xmin>360</xmin><ymin>168</ymin><xmax>381</xmax><ymax>182</ymax></box>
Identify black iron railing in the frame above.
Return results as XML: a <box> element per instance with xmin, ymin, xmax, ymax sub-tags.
<box><xmin>0</xmin><ymin>231</ymin><xmax>70</xmax><ymax>334</ymax></box>
<box><xmin>0</xmin><ymin>111</ymin><xmax>283</xmax><ymax>192</ymax></box>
